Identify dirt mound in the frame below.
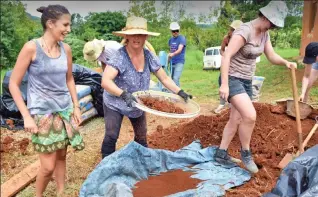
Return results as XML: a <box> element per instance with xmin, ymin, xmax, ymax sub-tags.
<box><xmin>140</xmin><ymin>97</ymin><xmax>185</xmax><ymax>114</ymax></box>
<box><xmin>148</xmin><ymin>103</ymin><xmax>316</xmax><ymax>196</ymax></box>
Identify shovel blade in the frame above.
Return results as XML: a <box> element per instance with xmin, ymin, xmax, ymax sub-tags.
<box><xmin>278</xmin><ymin>153</ymin><xmax>293</xmax><ymax>169</ymax></box>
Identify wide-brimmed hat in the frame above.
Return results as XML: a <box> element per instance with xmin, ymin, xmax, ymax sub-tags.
<box><xmin>83</xmin><ymin>39</ymin><xmax>105</xmax><ymax>61</ymax></box>
<box><xmin>230</xmin><ymin>20</ymin><xmax>243</xmax><ymax>30</ymax></box>
<box><xmin>113</xmin><ymin>16</ymin><xmax>160</xmax><ymax>37</ymax></box>
<box><xmin>259</xmin><ymin>1</ymin><xmax>288</xmax><ymax>28</ymax></box>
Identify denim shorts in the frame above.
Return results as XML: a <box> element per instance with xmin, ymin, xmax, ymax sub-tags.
<box><xmin>228</xmin><ymin>75</ymin><xmax>252</xmax><ymax>102</ymax></box>
<box><xmin>313</xmin><ymin>62</ymin><xmax>318</xmax><ymax>70</ymax></box>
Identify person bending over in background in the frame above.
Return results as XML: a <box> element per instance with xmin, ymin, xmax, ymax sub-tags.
<box><xmin>83</xmin><ymin>39</ymin><xmax>122</xmax><ymax>71</ymax></box>
<box><xmin>300</xmin><ymin>42</ymin><xmax>318</xmax><ymax>103</ymax></box>
<box><xmin>101</xmin><ymin>16</ymin><xmax>192</xmax><ymax>158</ymax></box>
<box><xmin>168</xmin><ymin>22</ymin><xmax>187</xmax><ymax>87</ymax></box>
<box><xmin>215</xmin><ymin>1</ymin><xmax>297</xmax><ymax>173</ymax></box>
<box><xmin>9</xmin><ymin>5</ymin><xmax>84</xmax><ymax>196</ymax></box>
<box><xmin>214</xmin><ymin>20</ymin><xmax>243</xmax><ymax>114</ymax></box>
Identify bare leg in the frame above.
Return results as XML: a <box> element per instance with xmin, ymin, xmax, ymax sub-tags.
<box><xmin>230</xmin><ymin>94</ymin><xmax>257</xmax><ymax>150</ymax></box>
<box><xmin>36</xmin><ymin>152</ymin><xmax>57</xmax><ymax>197</ymax></box>
<box><xmin>54</xmin><ymin>148</ymin><xmax>67</xmax><ymax>195</ymax></box>
<box><xmin>219</xmin><ymin>105</ymin><xmax>242</xmax><ymax>150</ymax></box>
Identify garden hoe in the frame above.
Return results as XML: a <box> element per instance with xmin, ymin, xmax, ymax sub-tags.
<box><xmin>278</xmin><ymin>67</ymin><xmax>305</xmax><ymax>169</ymax></box>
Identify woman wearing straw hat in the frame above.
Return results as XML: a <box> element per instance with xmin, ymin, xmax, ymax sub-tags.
<box><xmin>214</xmin><ymin>20</ymin><xmax>243</xmax><ymax>114</ymax></box>
<box><xmin>101</xmin><ymin>16</ymin><xmax>192</xmax><ymax>158</ymax></box>
<box><xmin>215</xmin><ymin>1</ymin><xmax>297</xmax><ymax>173</ymax></box>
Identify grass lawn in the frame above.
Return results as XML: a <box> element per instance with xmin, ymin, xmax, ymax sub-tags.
<box><xmin>179</xmin><ymin>47</ymin><xmax>318</xmax><ymax>103</ymax></box>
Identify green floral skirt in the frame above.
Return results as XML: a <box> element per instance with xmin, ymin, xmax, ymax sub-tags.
<box><xmin>31</xmin><ymin>108</ymin><xmax>85</xmax><ymax>153</ymax></box>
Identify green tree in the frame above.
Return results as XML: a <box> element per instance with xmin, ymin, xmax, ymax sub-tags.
<box><xmin>1</xmin><ymin>0</ymin><xmax>40</xmax><ymax>67</ymax></box>
<box><xmin>158</xmin><ymin>0</ymin><xmax>175</xmax><ymax>26</ymax></box>
<box><xmin>127</xmin><ymin>0</ymin><xmax>158</xmax><ymax>24</ymax></box>
<box><xmin>84</xmin><ymin>11</ymin><xmax>126</xmax><ymax>42</ymax></box>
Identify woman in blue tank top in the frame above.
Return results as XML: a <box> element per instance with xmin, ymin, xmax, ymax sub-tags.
<box><xmin>9</xmin><ymin>5</ymin><xmax>84</xmax><ymax>196</ymax></box>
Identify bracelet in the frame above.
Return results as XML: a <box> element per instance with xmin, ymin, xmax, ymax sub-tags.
<box><xmin>74</xmin><ymin>105</ymin><xmax>80</xmax><ymax>109</ymax></box>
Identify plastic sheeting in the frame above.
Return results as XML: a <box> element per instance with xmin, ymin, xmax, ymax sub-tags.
<box><xmin>264</xmin><ymin>145</ymin><xmax>318</xmax><ymax>197</ymax></box>
<box><xmin>80</xmin><ymin>140</ymin><xmax>251</xmax><ymax>197</ymax></box>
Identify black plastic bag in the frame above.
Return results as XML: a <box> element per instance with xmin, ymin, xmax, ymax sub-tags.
<box><xmin>72</xmin><ymin>64</ymin><xmax>103</xmax><ymax>116</ymax></box>
<box><xmin>263</xmin><ymin>145</ymin><xmax>318</xmax><ymax>197</ymax></box>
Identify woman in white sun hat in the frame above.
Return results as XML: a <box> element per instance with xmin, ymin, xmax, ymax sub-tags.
<box><xmin>100</xmin><ymin>16</ymin><xmax>192</xmax><ymax>158</ymax></box>
<box><xmin>215</xmin><ymin>1</ymin><xmax>297</xmax><ymax>173</ymax></box>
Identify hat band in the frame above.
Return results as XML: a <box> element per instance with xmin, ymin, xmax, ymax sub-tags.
<box><xmin>122</xmin><ymin>26</ymin><xmax>147</xmax><ymax>31</ymax></box>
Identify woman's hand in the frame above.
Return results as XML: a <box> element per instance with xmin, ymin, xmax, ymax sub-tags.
<box><xmin>285</xmin><ymin>61</ymin><xmax>297</xmax><ymax>69</ymax></box>
<box><xmin>219</xmin><ymin>84</ymin><xmax>229</xmax><ymax>101</ymax></box>
<box><xmin>73</xmin><ymin>107</ymin><xmax>82</xmax><ymax>125</ymax></box>
<box><xmin>24</xmin><ymin>116</ymin><xmax>38</xmax><ymax>133</ymax></box>
<box><xmin>177</xmin><ymin>90</ymin><xmax>192</xmax><ymax>102</ymax></box>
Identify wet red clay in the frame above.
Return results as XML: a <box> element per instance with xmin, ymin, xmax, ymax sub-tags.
<box><xmin>148</xmin><ymin>103</ymin><xmax>317</xmax><ymax>196</ymax></box>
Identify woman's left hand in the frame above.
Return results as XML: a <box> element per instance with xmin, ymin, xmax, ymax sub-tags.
<box><xmin>285</xmin><ymin>61</ymin><xmax>297</xmax><ymax>69</ymax></box>
<box><xmin>73</xmin><ymin>107</ymin><xmax>82</xmax><ymax>125</ymax></box>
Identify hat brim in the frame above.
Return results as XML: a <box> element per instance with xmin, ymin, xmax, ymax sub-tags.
<box><xmin>303</xmin><ymin>56</ymin><xmax>316</xmax><ymax>64</ymax></box>
<box><xmin>259</xmin><ymin>8</ymin><xmax>284</xmax><ymax>28</ymax></box>
<box><xmin>113</xmin><ymin>29</ymin><xmax>160</xmax><ymax>37</ymax></box>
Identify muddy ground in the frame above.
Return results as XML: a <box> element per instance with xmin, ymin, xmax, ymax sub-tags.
<box><xmin>148</xmin><ymin>103</ymin><xmax>317</xmax><ymax>197</ymax></box>
<box><xmin>1</xmin><ymin>102</ymin><xmax>317</xmax><ymax>196</ymax></box>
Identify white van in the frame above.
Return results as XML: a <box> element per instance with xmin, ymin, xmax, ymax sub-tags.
<box><xmin>203</xmin><ymin>46</ymin><xmax>221</xmax><ymax>70</ymax></box>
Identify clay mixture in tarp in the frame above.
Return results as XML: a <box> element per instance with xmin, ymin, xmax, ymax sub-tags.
<box><xmin>0</xmin><ymin>64</ymin><xmax>103</xmax><ymax>130</ymax></box>
<box><xmin>80</xmin><ymin>141</ymin><xmax>251</xmax><ymax>197</ymax></box>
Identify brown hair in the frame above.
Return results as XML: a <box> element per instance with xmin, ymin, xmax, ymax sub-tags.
<box><xmin>36</xmin><ymin>5</ymin><xmax>70</xmax><ymax>30</ymax></box>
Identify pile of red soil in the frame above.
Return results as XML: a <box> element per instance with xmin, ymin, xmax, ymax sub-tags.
<box><xmin>0</xmin><ymin>136</ymin><xmax>30</xmax><ymax>155</ymax></box>
<box><xmin>148</xmin><ymin>103</ymin><xmax>317</xmax><ymax>196</ymax></box>
<box><xmin>133</xmin><ymin>169</ymin><xmax>201</xmax><ymax>197</ymax></box>
<box><xmin>140</xmin><ymin>97</ymin><xmax>185</xmax><ymax>114</ymax></box>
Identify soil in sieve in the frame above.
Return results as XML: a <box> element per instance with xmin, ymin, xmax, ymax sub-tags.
<box><xmin>140</xmin><ymin>97</ymin><xmax>185</xmax><ymax>114</ymax></box>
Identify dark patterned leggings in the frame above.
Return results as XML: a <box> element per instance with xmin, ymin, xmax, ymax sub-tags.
<box><xmin>101</xmin><ymin>103</ymin><xmax>147</xmax><ymax>158</ymax></box>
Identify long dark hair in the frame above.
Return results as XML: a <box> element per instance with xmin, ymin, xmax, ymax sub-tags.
<box><xmin>36</xmin><ymin>5</ymin><xmax>70</xmax><ymax>30</ymax></box>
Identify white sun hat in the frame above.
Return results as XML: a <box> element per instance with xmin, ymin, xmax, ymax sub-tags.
<box><xmin>113</xmin><ymin>16</ymin><xmax>160</xmax><ymax>37</ymax></box>
<box><xmin>259</xmin><ymin>1</ymin><xmax>288</xmax><ymax>28</ymax></box>
<box><xmin>169</xmin><ymin>22</ymin><xmax>180</xmax><ymax>30</ymax></box>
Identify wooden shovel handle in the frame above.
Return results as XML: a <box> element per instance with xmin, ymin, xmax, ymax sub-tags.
<box><xmin>302</xmin><ymin>123</ymin><xmax>318</xmax><ymax>148</ymax></box>
<box><xmin>290</xmin><ymin>67</ymin><xmax>304</xmax><ymax>153</ymax></box>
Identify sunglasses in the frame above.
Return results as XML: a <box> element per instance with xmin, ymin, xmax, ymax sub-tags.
<box><xmin>171</xmin><ymin>30</ymin><xmax>179</xmax><ymax>33</ymax></box>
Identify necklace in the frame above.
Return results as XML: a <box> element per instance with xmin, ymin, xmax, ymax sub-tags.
<box><xmin>41</xmin><ymin>37</ymin><xmax>58</xmax><ymax>57</ymax></box>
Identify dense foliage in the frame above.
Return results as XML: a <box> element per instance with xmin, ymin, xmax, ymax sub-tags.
<box><xmin>0</xmin><ymin>0</ymin><xmax>303</xmax><ymax>68</ymax></box>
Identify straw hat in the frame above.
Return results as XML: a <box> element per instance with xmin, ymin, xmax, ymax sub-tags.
<box><xmin>230</xmin><ymin>20</ymin><xmax>243</xmax><ymax>30</ymax></box>
<box><xmin>83</xmin><ymin>39</ymin><xmax>105</xmax><ymax>61</ymax></box>
<box><xmin>259</xmin><ymin>1</ymin><xmax>288</xmax><ymax>28</ymax></box>
<box><xmin>113</xmin><ymin>16</ymin><xmax>160</xmax><ymax>37</ymax></box>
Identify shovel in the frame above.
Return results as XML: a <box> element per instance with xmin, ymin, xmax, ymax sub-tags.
<box><xmin>277</xmin><ymin>67</ymin><xmax>304</xmax><ymax>168</ymax></box>
<box><xmin>278</xmin><ymin>119</ymin><xmax>318</xmax><ymax>169</ymax></box>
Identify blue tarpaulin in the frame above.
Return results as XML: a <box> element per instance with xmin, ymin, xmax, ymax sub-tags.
<box><xmin>263</xmin><ymin>145</ymin><xmax>318</xmax><ymax>197</ymax></box>
<box><xmin>80</xmin><ymin>140</ymin><xmax>251</xmax><ymax>197</ymax></box>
